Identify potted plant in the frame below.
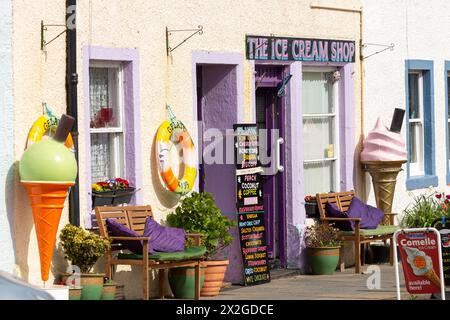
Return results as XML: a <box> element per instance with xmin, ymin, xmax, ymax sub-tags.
<box><xmin>401</xmin><ymin>191</ymin><xmax>449</xmax><ymax>228</ymax></box>
<box><xmin>59</xmin><ymin>224</ymin><xmax>110</xmax><ymax>300</ymax></box>
<box><xmin>306</xmin><ymin>222</ymin><xmax>341</xmax><ymax>275</ymax></box>
<box><xmin>91</xmin><ymin>177</ymin><xmax>135</xmax><ymax>208</ymax></box>
<box><xmin>167</xmin><ymin>192</ymin><xmax>236</xmax><ymax>297</ymax></box>
<box><xmin>101</xmin><ymin>278</ymin><xmax>116</xmax><ymax>300</ymax></box>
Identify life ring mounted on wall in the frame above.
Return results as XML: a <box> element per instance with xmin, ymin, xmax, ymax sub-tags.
<box><xmin>26</xmin><ymin>106</ymin><xmax>74</xmax><ymax>151</ymax></box>
<box><xmin>156</xmin><ymin>106</ymin><xmax>196</xmax><ymax>196</ymax></box>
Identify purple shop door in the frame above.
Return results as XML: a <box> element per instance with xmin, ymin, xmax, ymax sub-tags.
<box><xmin>197</xmin><ymin>65</ymin><xmax>243</xmax><ymax>283</ymax></box>
<box><xmin>254</xmin><ymin>66</ymin><xmax>286</xmax><ymax>267</ymax></box>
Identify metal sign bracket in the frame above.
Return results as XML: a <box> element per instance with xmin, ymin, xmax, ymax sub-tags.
<box><xmin>166</xmin><ymin>25</ymin><xmax>203</xmax><ymax>56</ymax></box>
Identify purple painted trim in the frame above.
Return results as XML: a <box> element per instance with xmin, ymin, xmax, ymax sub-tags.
<box><xmin>191</xmin><ymin>51</ymin><xmax>244</xmax><ymax>191</ymax></box>
<box><xmin>285</xmin><ymin>62</ymin><xmax>305</xmax><ymax>269</ymax></box>
<box><xmin>339</xmin><ymin>63</ymin><xmax>355</xmax><ymax>190</ymax></box>
<box><xmin>254</xmin><ymin>61</ymin><xmax>294</xmax><ymax>268</ymax></box>
<box><xmin>252</xmin><ymin>60</ymin><xmax>355</xmax><ymax>269</ymax></box>
<box><xmin>249</xmin><ymin>60</ymin><xmax>256</xmax><ymax>122</ymax></box>
<box><xmin>191</xmin><ymin>51</ymin><xmax>245</xmax><ymax>284</ymax></box>
<box><xmin>82</xmin><ymin>46</ymin><xmax>142</xmax><ymax>228</ymax></box>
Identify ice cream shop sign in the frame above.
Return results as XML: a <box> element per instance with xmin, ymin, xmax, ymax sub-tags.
<box><xmin>246</xmin><ymin>35</ymin><xmax>356</xmax><ymax>62</ymax></box>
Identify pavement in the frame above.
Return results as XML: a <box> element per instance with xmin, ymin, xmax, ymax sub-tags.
<box><xmin>205</xmin><ymin>264</ymin><xmax>436</xmax><ymax>300</ymax></box>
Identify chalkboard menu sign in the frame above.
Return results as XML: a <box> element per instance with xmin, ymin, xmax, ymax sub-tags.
<box><xmin>433</xmin><ymin>219</ymin><xmax>450</xmax><ymax>286</ymax></box>
<box><xmin>234</xmin><ymin>124</ymin><xmax>270</xmax><ymax>286</ymax></box>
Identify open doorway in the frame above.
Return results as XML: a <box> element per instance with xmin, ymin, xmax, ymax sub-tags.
<box><xmin>255</xmin><ymin>65</ymin><xmax>287</xmax><ymax>268</ymax></box>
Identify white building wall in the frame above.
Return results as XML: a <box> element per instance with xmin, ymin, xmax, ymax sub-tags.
<box><xmin>0</xmin><ymin>0</ymin><xmax>15</xmax><ymax>273</ymax></box>
<box><xmin>362</xmin><ymin>0</ymin><xmax>450</xmax><ymax>220</ymax></box>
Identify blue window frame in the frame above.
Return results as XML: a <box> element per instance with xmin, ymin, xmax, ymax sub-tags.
<box><xmin>445</xmin><ymin>61</ymin><xmax>450</xmax><ymax>184</ymax></box>
<box><xmin>405</xmin><ymin>60</ymin><xmax>437</xmax><ymax>190</ymax></box>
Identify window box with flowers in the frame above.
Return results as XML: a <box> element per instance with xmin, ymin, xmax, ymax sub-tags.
<box><xmin>304</xmin><ymin>195</ymin><xmax>320</xmax><ymax>218</ymax></box>
<box><xmin>91</xmin><ymin>178</ymin><xmax>135</xmax><ymax>208</ymax></box>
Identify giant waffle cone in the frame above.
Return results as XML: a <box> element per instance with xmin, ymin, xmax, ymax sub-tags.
<box><xmin>425</xmin><ymin>268</ymin><xmax>441</xmax><ymax>289</ymax></box>
<box><xmin>361</xmin><ymin>160</ymin><xmax>406</xmax><ymax>225</ymax></box>
<box><xmin>22</xmin><ymin>181</ymin><xmax>74</xmax><ymax>282</ymax></box>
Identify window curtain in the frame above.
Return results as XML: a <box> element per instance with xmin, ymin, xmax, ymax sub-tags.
<box><xmin>302</xmin><ymin>72</ymin><xmax>336</xmax><ymax>195</ymax></box>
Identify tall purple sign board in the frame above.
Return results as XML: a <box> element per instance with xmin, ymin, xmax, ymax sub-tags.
<box><xmin>234</xmin><ymin>124</ymin><xmax>270</xmax><ymax>286</ymax></box>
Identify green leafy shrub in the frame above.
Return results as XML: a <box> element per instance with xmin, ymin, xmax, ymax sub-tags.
<box><xmin>400</xmin><ymin>192</ymin><xmax>444</xmax><ymax>228</ymax></box>
<box><xmin>305</xmin><ymin>223</ymin><xmax>341</xmax><ymax>248</ymax></box>
<box><xmin>167</xmin><ymin>192</ymin><xmax>236</xmax><ymax>260</ymax></box>
<box><xmin>59</xmin><ymin>224</ymin><xmax>110</xmax><ymax>273</ymax></box>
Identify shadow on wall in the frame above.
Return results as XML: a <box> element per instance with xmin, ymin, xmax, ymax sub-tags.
<box><xmin>52</xmin><ymin>243</ymin><xmax>69</xmax><ymax>284</ymax></box>
<box><xmin>5</xmin><ymin>164</ymin><xmax>16</xmax><ymax>273</ymax></box>
<box><xmin>287</xmin><ymin>224</ymin><xmax>308</xmax><ymax>272</ymax></box>
<box><xmin>113</xmin><ymin>266</ymin><xmax>170</xmax><ymax>299</ymax></box>
<box><xmin>354</xmin><ymin>133</ymin><xmax>372</xmax><ymax>201</ymax></box>
<box><xmin>151</xmin><ymin>133</ymin><xmax>179</xmax><ymax>208</ymax></box>
<box><xmin>10</xmin><ymin>161</ymin><xmax>33</xmax><ymax>281</ymax></box>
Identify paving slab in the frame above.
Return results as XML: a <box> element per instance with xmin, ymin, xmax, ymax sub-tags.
<box><xmin>206</xmin><ymin>264</ymin><xmax>434</xmax><ymax>300</ymax></box>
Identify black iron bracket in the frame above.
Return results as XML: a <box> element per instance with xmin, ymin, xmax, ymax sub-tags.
<box><xmin>166</xmin><ymin>25</ymin><xmax>203</xmax><ymax>56</ymax></box>
<box><xmin>362</xmin><ymin>42</ymin><xmax>395</xmax><ymax>60</ymax></box>
<box><xmin>41</xmin><ymin>20</ymin><xmax>67</xmax><ymax>50</ymax></box>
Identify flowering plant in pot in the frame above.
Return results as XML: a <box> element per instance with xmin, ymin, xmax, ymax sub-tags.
<box><xmin>400</xmin><ymin>190</ymin><xmax>449</xmax><ymax>228</ymax></box>
<box><xmin>59</xmin><ymin>224</ymin><xmax>110</xmax><ymax>300</ymax></box>
<box><xmin>167</xmin><ymin>192</ymin><xmax>236</xmax><ymax>297</ymax></box>
<box><xmin>305</xmin><ymin>222</ymin><xmax>341</xmax><ymax>275</ymax></box>
<box><xmin>91</xmin><ymin>177</ymin><xmax>135</xmax><ymax>208</ymax></box>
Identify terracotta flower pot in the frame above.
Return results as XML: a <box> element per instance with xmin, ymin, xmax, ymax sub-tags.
<box><xmin>68</xmin><ymin>287</ymin><xmax>82</xmax><ymax>300</ymax></box>
<box><xmin>61</xmin><ymin>273</ymin><xmax>105</xmax><ymax>300</ymax></box>
<box><xmin>168</xmin><ymin>266</ymin><xmax>205</xmax><ymax>299</ymax></box>
<box><xmin>101</xmin><ymin>282</ymin><xmax>116</xmax><ymax>300</ymax></box>
<box><xmin>200</xmin><ymin>260</ymin><xmax>229</xmax><ymax>297</ymax></box>
<box><xmin>307</xmin><ymin>247</ymin><xmax>340</xmax><ymax>275</ymax></box>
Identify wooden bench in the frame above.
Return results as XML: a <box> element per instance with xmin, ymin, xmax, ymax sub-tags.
<box><xmin>95</xmin><ymin>205</ymin><xmax>205</xmax><ymax>300</ymax></box>
<box><xmin>316</xmin><ymin>191</ymin><xmax>398</xmax><ymax>273</ymax></box>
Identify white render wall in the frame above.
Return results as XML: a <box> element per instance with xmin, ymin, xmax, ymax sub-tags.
<box><xmin>362</xmin><ymin>0</ymin><xmax>450</xmax><ymax>219</ymax></box>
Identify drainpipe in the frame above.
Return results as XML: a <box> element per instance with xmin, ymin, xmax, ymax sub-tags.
<box><xmin>310</xmin><ymin>3</ymin><xmax>366</xmax><ymax>199</ymax></box>
<box><xmin>66</xmin><ymin>0</ymin><xmax>80</xmax><ymax>226</ymax></box>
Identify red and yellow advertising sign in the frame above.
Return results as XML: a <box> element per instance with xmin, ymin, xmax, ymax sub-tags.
<box><xmin>397</xmin><ymin>231</ymin><xmax>442</xmax><ymax>294</ymax></box>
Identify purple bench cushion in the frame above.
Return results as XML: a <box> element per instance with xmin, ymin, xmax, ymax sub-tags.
<box><xmin>347</xmin><ymin>197</ymin><xmax>384</xmax><ymax>230</ymax></box>
<box><xmin>143</xmin><ymin>217</ymin><xmax>186</xmax><ymax>253</ymax></box>
<box><xmin>325</xmin><ymin>202</ymin><xmax>353</xmax><ymax>231</ymax></box>
<box><xmin>105</xmin><ymin>218</ymin><xmax>153</xmax><ymax>254</ymax></box>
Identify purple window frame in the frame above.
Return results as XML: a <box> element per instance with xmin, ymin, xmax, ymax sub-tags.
<box><xmin>82</xmin><ymin>46</ymin><xmax>142</xmax><ymax>228</ymax></box>
<box><xmin>251</xmin><ymin>61</ymin><xmax>355</xmax><ymax>269</ymax></box>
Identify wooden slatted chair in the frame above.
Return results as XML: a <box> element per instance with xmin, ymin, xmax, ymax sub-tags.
<box><xmin>95</xmin><ymin>205</ymin><xmax>205</xmax><ymax>300</ymax></box>
<box><xmin>316</xmin><ymin>191</ymin><xmax>398</xmax><ymax>273</ymax></box>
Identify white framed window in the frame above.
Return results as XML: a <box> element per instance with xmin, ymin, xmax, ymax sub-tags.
<box><xmin>302</xmin><ymin>67</ymin><xmax>340</xmax><ymax>195</ymax></box>
<box><xmin>408</xmin><ymin>71</ymin><xmax>425</xmax><ymax>176</ymax></box>
<box><xmin>89</xmin><ymin>61</ymin><xmax>125</xmax><ymax>183</ymax></box>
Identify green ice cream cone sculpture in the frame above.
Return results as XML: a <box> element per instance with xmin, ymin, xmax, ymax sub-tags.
<box><xmin>19</xmin><ymin>115</ymin><xmax>77</xmax><ymax>283</ymax></box>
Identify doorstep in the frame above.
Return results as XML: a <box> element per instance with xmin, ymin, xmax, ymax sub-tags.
<box><xmin>269</xmin><ymin>268</ymin><xmax>303</xmax><ymax>280</ymax></box>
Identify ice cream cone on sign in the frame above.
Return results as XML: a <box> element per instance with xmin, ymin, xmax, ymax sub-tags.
<box><xmin>425</xmin><ymin>268</ymin><xmax>442</xmax><ymax>289</ymax></box>
<box><xmin>360</xmin><ymin>117</ymin><xmax>407</xmax><ymax>225</ymax></box>
<box><xmin>22</xmin><ymin>182</ymin><xmax>74</xmax><ymax>282</ymax></box>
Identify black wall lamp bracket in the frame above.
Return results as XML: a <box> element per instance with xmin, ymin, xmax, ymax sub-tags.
<box><xmin>41</xmin><ymin>20</ymin><xmax>67</xmax><ymax>50</ymax></box>
<box><xmin>166</xmin><ymin>25</ymin><xmax>203</xmax><ymax>56</ymax></box>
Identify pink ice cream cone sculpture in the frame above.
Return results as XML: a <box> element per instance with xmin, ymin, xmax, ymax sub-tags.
<box><xmin>361</xmin><ymin>117</ymin><xmax>407</xmax><ymax>224</ymax></box>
